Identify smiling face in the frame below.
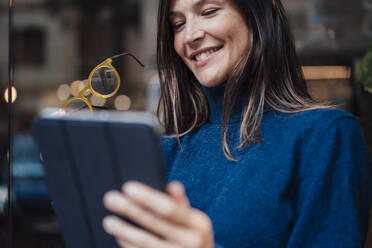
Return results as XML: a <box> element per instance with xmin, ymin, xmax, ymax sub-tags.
<box><xmin>169</xmin><ymin>0</ymin><xmax>252</xmax><ymax>88</ymax></box>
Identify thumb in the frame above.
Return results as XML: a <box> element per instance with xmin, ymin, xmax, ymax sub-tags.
<box><xmin>166</xmin><ymin>181</ymin><xmax>190</xmax><ymax>207</ymax></box>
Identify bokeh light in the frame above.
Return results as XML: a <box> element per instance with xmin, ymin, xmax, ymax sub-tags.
<box><xmin>90</xmin><ymin>95</ymin><xmax>106</xmax><ymax>107</ymax></box>
<box><xmin>56</xmin><ymin>84</ymin><xmax>71</xmax><ymax>101</ymax></box>
<box><xmin>4</xmin><ymin>87</ymin><xmax>17</xmax><ymax>103</ymax></box>
<box><xmin>114</xmin><ymin>95</ymin><xmax>131</xmax><ymax>110</ymax></box>
<box><xmin>70</xmin><ymin>80</ymin><xmax>85</xmax><ymax>97</ymax></box>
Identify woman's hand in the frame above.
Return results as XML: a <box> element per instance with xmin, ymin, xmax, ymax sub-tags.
<box><xmin>102</xmin><ymin>181</ymin><xmax>214</xmax><ymax>248</ymax></box>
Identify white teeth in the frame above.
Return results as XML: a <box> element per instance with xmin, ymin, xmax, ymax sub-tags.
<box><xmin>194</xmin><ymin>47</ymin><xmax>219</xmax><ymax>61</ymax></box>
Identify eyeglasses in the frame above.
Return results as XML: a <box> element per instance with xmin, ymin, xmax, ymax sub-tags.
<box><xmin>62</xmin><ymin>53</ymin><xmax>144</xmax><ymax>112</ymax></box>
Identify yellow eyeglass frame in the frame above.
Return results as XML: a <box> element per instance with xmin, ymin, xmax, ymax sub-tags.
<box><xmin>62</xmin><ymin>52</ymin><xmax>144</xmax><ymax>112</ymax></box>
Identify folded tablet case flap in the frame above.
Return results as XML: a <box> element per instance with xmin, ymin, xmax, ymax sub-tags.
<box><xmin>33</xmin><ymin>118</ymin><xmax>96</xmax><ymax>248</ymax></box>
<box><xmin>64</xmin><ymin>120</ymin><xmax>118</xmax><ymax>248</ymax></box>
<box><xmin>33</xmin><ymin>115</ymin><xmax>166</xmax><ymax>248</ymax></box>
<box><xmin>107</xmin><ymin>122</ymin><xmax>165</xmax><ymax>192</ymax></box>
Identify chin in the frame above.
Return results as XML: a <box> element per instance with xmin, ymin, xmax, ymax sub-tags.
<box><xmin>196</xmin><ymin>75</ymin><xmax>225</xmax><ymax>88</ymax></box>
<box><xmin>193</xmin><ymin>63</ymin><xmax>228</xmax><ymax>88</ymax></box>
<box><xmin>200</xmin><ymin>81</ymin><xmax>224</xmax><ymax>88</ymax></box>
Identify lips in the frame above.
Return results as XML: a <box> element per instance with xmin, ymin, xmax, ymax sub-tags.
<box><xmin>188</xmin><ymin>45</ymin><xmax>223</xmax><ymax>68</ymax></box>
<box><xmin>190</xmin><ymin>45</ymin><xmax>223</xmax><ymax>61</ymax></box>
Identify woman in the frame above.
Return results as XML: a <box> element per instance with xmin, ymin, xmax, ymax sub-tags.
<box><xmin>102</xmin><ymin>0</ymin><xmax>372</xmax><ymax>247</ymax></box>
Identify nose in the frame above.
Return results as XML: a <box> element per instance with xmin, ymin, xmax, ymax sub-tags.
<box><xmin>183</xmin><ymin>19</ymin><xmax>204</xmax><ymax>47</ymax></box>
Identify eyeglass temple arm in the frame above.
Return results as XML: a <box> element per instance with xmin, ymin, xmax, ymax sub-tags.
<box><xmin>110</xmin><ymin>53</ymin><xmax>145</xmax><ymax>67</ymax></box>
<box><xmin>78</xmin><ymin>85</ymin><xmax>90</xmax><ymax>98</ymax></box>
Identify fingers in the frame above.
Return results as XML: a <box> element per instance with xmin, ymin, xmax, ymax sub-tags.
<box><xmin>122</xmin><ymin>181</ymin><xmax>193</xmax><ymax>226</ymax></box>
<box><xmin>103</xmin><ymin>216</ymin><xmax>178</xmax><ymax>248</ymax></box>
<box><xmin>122</xmin><ymin>182</ymin><xmax>212</xmax><ymax>235</ymax></box>
<box><xmin>103</xmin><ymin>191</ymin><xmax>202</xmax><ymax>247</ymax></box>
<box><xmin>103</xmin><ymin>181</ymin><xmax>214</xmax><ymax>248</ymax></box>
<box><xmin>166</xmin><ymin>181</ymin><xmax>190</xmax><ymax>207</ymax></box>
<box><xmin>116</xmin><ymin>239</ymin><xmax>138</xmax><ymax>248</ymax></box>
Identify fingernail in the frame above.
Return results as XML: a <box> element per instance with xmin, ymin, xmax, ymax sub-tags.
<box><xmin>124</xmin><ymin>182</ymin><xmax>143</xmax><ymax>197</ymax></box>
<box><xmin>103</xmin><ymin>216</ymin><xmax>119</xmax><ymax>232</ymax></box>
<box><xmin>104</xmin><ymin>192</ymin><xmax>127</xmax><ymax>207</ymax></box>
<box><xmin>174</xmin><ymin>181</ymin><xmax>184</xmax><ymax>193</ymax></box>
<box><xmin>104</xmin><ymin>192</ymin><xmax>119</xmax><ymax>205</ymax></box>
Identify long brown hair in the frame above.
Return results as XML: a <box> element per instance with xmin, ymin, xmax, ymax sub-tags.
<box><xmin>157</xmin><ymin>0</ymin><xmax>329</xmax><ymax>161</ymax></box>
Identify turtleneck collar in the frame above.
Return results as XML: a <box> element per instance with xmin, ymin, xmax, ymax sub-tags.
<box><xmin>202</xmin><ymin>83</ymin><xmax>244</xmax><ymax>124</ymax></box>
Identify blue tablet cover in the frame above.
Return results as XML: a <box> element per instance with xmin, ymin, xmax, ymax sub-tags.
<box><xmin>32</xmin><ymin>111</ymin><xmax>166</xmax><ymax>248</ymax></box>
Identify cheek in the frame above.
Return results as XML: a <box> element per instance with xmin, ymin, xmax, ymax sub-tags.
<box><xmin>224</xmin><ymin>25</ymin><xmax>251</xmax><ymax>62</ymax></box>
<box><xmin>173</xmin><ymin>36</ymin><xmax>184</xmax><ymax>60</ymax></box>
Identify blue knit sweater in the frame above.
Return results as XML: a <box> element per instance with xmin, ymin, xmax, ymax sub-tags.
<box><xmin>161</xmin><ymin>85</ymin><xmax>372</xmax><ymax>248</ymax></box>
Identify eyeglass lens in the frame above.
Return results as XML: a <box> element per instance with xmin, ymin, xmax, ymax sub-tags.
<box><xmin>90</xmin><ymin>67</ymin><xmax>119</xmax><ymax>96</ymax></box>
<box><xmin>64</xmin><ymin>98</ymin><xmax>90</xmax><ymax>112</ymax></box>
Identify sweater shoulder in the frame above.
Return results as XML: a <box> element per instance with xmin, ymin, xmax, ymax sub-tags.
<box><xmin>274</xmin><ymin>107</ymin><xmax>354</xmax><ymax>122</ymax></box>
<box><xmin>264</xmin><ymin>108</ymin><xmax>358</xmax><ymax>132</ymax></box>
<box><xmin>259</xmin><ymin>108</ymin><xmax>364</xmax><ymax>158</ymax></box>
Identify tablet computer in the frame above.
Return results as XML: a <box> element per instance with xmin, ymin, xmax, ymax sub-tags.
<box><xmin>32</xmin><ymin>109</ymin><xmax>166</xmax><ymax>248</ymax></box>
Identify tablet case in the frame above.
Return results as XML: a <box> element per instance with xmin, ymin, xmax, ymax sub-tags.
<box><xmin>33</xmin><ymin>112</ymin><xmax>166</xmax><ymax>248</ymax></box>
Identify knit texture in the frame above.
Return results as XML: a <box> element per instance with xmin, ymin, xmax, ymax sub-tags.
<box><xmin>161</xmin><ymin>85</ymin><xmax>372</xmax><ymax>248</ymax></box>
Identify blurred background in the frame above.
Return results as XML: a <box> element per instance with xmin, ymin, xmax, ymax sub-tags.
<box><xmin>0</xmin><ymin>0</ymin><xmax>372</xmax><ymax>247</ymax></box>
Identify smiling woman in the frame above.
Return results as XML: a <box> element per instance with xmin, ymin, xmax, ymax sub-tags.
<box><xmin>170</xmin><ymin>0</ymin><xmax>251</xmax><ymax>87</ymax></box>
<box><xmin>102</xmin><ymin>0</ymin><xmax>372</xmax><ymax>247</ymax></box>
